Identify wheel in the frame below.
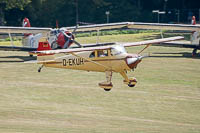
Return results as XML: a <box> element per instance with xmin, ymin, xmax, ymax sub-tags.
<box><xmin>128</xmin><ymin>84</ymin><xmax>135</xmax><ymax>87</ymax></box>
<box><xmin>127</xmin><ymin>77</ymin><xmax>137</xmax><ymax>87</ymax></box>
<box><xmin>29</xmin><ymin>54</ymin><xmax>33</xmax><ymax>57</ymax></box>
<box><xmin>104</xmin><ymin>88</ymin><xmax>111</xmax><ymax>91</ymax></box>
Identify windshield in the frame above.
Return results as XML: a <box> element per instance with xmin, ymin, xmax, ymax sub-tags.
<box><xmin>111</xmin><ymin>45</ymin><xmax>127</xmax><ymax>56</ymax></box>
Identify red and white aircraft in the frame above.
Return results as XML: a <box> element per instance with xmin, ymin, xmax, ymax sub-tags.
<box><xmin>22</xmin><ymin>18</ymin><xmax>83</xmax><ymax>49</ymax></box>
<box><xmin>0</xmin><ymin>18</ymin><xmax>81</xmax><ymax>53</ymax></box>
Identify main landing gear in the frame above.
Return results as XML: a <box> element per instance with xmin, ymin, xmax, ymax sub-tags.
<box><xmin>99</xmin><ymin>71</ymin><xmax>137</xmax><ymax>91</ymax></box>
<box><xmin>99</xmin><ymin>71</ymin><xmax>113</xmax><ymax>91</ymax></box>
<box><xmin>38</xmin><ymin>65</ymin><xmax>44</xmax><ymax>73</ymax></box>
<box><xmin>120</xmin><ymin>71</ymin><xmax>137</xmax><ymax>87</ymax></box>
<box><xmin>192</xmin><ymin>48</ymin><xmax>198</xmax><ymax>57</ymax></box>
<box><xmin>192</xmin><ymin>42</ymin><xmax>200</xmax><ymax>57</ymax></box>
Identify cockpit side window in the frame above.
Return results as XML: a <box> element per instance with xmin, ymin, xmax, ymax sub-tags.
<box><xmin>89</xmin><ymin>52</ymin><xmax>95</xmax><ymax>58</ymax></box>
<box><xmin>97</xmin><ymin>50</ymin><xmax>108</xmax><ymax>57</ymax></box>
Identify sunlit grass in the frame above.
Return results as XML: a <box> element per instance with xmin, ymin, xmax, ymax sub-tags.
<box><xmin>0</xmin><ymin>33</ymin><xmax>200</xmax><ymax>133</ymax></box>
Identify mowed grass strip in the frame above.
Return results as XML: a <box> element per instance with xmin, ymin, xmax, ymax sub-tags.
<box><xmin>0</xmin><ymin>33</ymin><xmax>200</xmax><ymax>133</ymax></box>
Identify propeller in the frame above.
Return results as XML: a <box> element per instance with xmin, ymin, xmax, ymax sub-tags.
<box><xmin>62</xmin><ymin>25</ymin><xmax>82</xmax><ymax>49</ymax></box>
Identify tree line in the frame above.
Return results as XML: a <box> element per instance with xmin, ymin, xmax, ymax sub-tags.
<box><xmin>1</xmin><ymin>0</ymin><xmax>200</xmax><ymax>27</ymax></box>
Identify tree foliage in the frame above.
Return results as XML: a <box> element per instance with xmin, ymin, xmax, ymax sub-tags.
<box><xmin>0</xmin><ymin>0</ymin><xmax>31</xmax><ymax>10</ymax></box>
<box><xmin>2</xmin><ymin>0</ymin><xmax>200</xmax><ymax>26</ymax></box>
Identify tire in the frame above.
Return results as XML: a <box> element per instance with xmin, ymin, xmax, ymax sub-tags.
<box><xmin>104</xmin><ymin>88</ymin><xmax>111</xmax><ymax>91</ymax></box>
<box><xmin>128</xmin><ymin>84</ymin><xmax>135</xmax><ymax>87</ymax></box>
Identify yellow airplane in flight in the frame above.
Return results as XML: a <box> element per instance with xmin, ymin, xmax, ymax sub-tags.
<box><xmin>27</xmin><ymin>36</ymin><xmax>183</xmax><ymax>91</ymax></box>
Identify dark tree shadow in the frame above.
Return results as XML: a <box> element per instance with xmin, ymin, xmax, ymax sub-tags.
<box><xmin>151</xmin><ymin>52</ymin><xmax>200</xmax><ymax>59</ymax></box>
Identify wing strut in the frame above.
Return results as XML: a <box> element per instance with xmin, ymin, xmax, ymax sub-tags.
<box><xmin>8</xmin><ymin>33</ymin><xmax>14</xmax><ymax>47</ymax></box>
<box><xmin>138</xmin><ymin>44</ymin><xmax>152</xmax><ymax>54</ymax></box>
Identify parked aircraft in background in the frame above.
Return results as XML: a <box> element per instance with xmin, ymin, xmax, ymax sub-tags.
<box><xmin>0</xmin><ymin>18</ymin><xmax>200</xmax><ymax>56</ymax></box>
<box><xmin>0</xmin><ymin>18</ymin><xmax>82</xmax><ymax>53</ymax></box>
<box><xmin>160</xmin><ymin>16</ymin><xmax>200</xmax><ymax>56</ymax></box>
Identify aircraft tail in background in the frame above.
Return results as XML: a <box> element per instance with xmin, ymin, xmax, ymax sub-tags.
<box><xmin>191</xmin><ymin>16</ymin><xmax>200</xmax><ymax>45</ymax></box>
<box><xmin>191</xmin><ymin>16</ymin><xmax>196</xmax><ymax>25</ymax></box>
<box><xmin>23</xmin><ymin>17</ymin><xmax>31</xmax><ymax>27</ymax></box>
<box><xmin>22</xmin><ymin>18</ymin><xmax>32</xmax><ymax>37</ymax></box>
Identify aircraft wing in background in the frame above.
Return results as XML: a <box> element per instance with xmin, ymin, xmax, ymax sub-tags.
<box><xmin>66</xmin><ymin>22</ymin><xmax>200</xmax><ymax>32</ymax></box>
<box><xmin>30</xmin><ymin>36</ymin><xmax>184</xmax><ymax>55</ymax></box>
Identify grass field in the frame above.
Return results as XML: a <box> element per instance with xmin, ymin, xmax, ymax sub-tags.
<box><xmin>0</xmin><ymin>33</ymin><xmax>200</xmax><ymax>133</ymax></box>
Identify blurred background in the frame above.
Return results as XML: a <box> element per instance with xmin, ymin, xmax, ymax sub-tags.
<box><xmin>0</xmin><ymin>0</ymin><xmax>200</xmax><ymax>27</ymax></box>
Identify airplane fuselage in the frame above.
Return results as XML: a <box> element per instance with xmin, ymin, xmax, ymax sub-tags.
<box><xmin>40</xmin><ymin>45</ymin><xmax>142</xmax><ymax>73</ymax></box>
<box><xmin>43</xmin><ymin>51</ymin><xmax>134</xmax><ymax>72</ymax></box>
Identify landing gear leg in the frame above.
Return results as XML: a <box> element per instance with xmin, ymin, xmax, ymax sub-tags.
<box><xmin>192</xmin><ymin>48</ymin><xmax>197</xmax><ymax>57</ymax></box>
<box><xmin>38</xmin><ymin>65</ymin><xmax>44</xmax><ymax>73</ymax></box>
<box><xmin>99</xmin><ymin>71</ymin><xmax>113</xmax><ymax>91</ymax></box>
<box><xmin>120</xmin><ymin>71</ymin><xmax>137</xmax><ymax>87</ymax></box>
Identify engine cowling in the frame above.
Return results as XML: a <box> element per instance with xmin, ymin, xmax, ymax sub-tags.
<box><xmin>56</xmin><ymin>31</ymin><xmax>74</xmax><ymax>48</ymax></box>
<box><xmin>126</xmin><ymin>54</ymin><xmax>142</xmax><ymax>69</ymax></box>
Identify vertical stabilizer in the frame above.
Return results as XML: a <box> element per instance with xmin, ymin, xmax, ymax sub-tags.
<box><xmin>191</xmin><ymin>16</ymin><xmax>200</xmax><ymax>45</ymax></box>
<box><xmin>22</xmin><ymin>18</ymin><xmax>32</xmax><ymax>37</ymax></box>
<box><xmin>23</xmin><ymin>17</ymin><xmax>31</xmax><ymax>27</ymax></box>
<box><xmin>191</xmin><ymin>16</ymin><xmax>196</xmax><ymax>25</ymax></box>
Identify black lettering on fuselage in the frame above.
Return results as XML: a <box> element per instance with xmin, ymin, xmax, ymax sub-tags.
<box><xmin>63</xmin><ymin>59</ymin><xmax>67</xmax><ymax>66</ymax></box>
<box><xmin>63</xmin><ymin>58</ymin><xmax>84</xmax><ymax>66</ymax></box>
<box><xmin>69</xmin><ymin>59</ymin><xmax>73</xmax><ymax>66</ymax></box>
<box><xmin>80</xmin><ymin>58</ymin><xmax>84</xmax><ymax>64</ymax></box>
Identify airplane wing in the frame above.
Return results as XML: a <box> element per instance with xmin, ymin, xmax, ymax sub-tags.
<box><xmin>122</xmin><ymin>36</ymin><xmax>184</xmax><ymax>47</ymax></box>
<box><xmin>30</xmin><ymin>36</ymin><xmax>184</xmax><ymax>55</ymax></box>
<box><xmin>0</xmin><ymin>46</ymin><xmax>37</xmax><ymax>51</ymax></box>
<box><xmin>126</xmin><ymin>22</ymin><xmax>200</xmax><ymax>31</ymax></box>
<box><xmin>70</xmin><ymin>42</ymin><xmax>116</xmax><ymax>48</ymax></box>
<box><xmin>159</xmin><ymin>41</ymin><xmax>200</xmax><ymax>49</ymax></box>
<box><xmin>1</xmin><ymin>21</ymin><xmax>200</xmax><ymax>35</ymax></box>
<box><xmin>66</xmin><ymin>22</ymin><xmax>200</xmax><ymax>32</ymax></box>
<box><xmin>1</xmin><ymin>22</ymin><xmax>199</xmax><ymax>35</ymax></box>
<box><xmin>0</xmin><ymin>26</ymin><xmax>52</xmax><ymax>34</ymax></box>
<box><xmin>66</xmin><ymin>22</ymin><xmax>130</xmax><ymax>32</ymax></box>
